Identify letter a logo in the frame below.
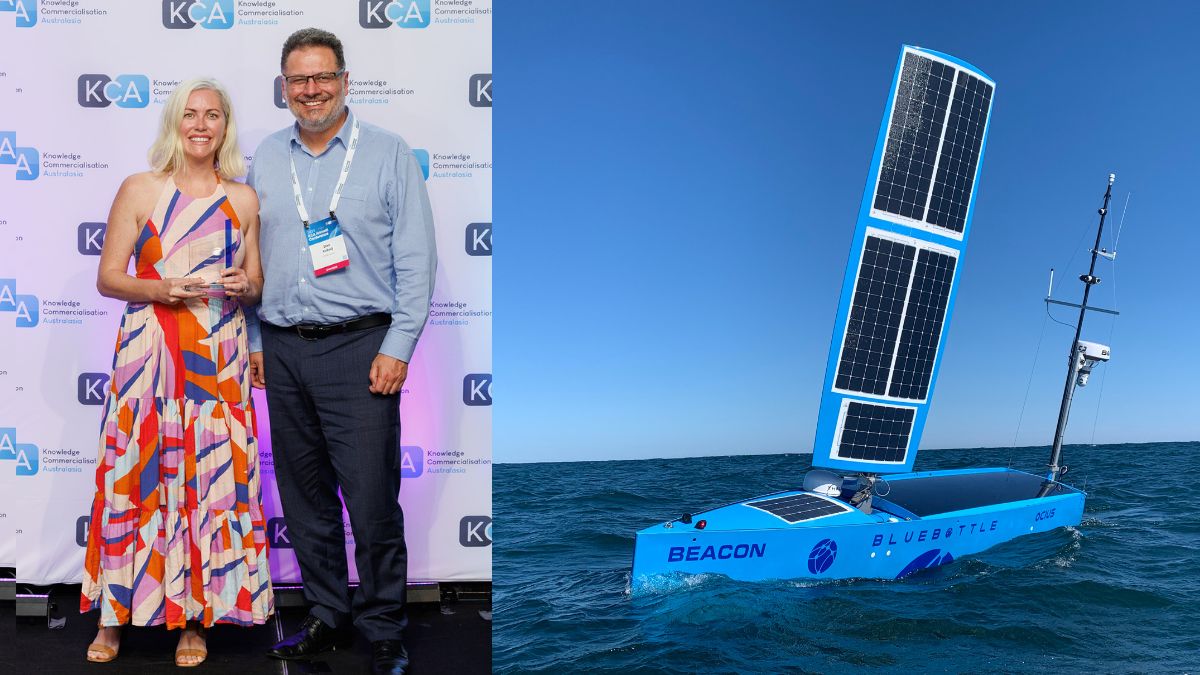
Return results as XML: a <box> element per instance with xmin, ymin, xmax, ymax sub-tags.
<box><xmin>0</xmin><ymin>428</ymin><xmax>16</xmax><ymax>460</ymax></box>
<box><xmin>0</xmin><ymin>132</ymin><xmax>16</xmax><ymax>164</ymax></box>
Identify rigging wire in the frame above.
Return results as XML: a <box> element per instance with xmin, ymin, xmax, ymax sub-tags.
<box><xmin>1030</xmin><ymin>187</ymin><xmax>1129</xmax><ymax>452</ymax></box>
<box><xmin>1111</xmin><ymin>193</ymin><xmax>1131</xmax><ymax>253</ymax></box>
<box><xmin>1089</xmin><ymin>193</ymin><xmax>1127</xmax><ymax>442</ymax></box>
<box><xmin>1089</xmin><ymin>348</ymin><xmax>1111</xmax><ymax>444</ymax></box>
<box><xmin>1057</xmin><ymin>202</ymin><xmax>1102</xmax><ymax>294</ymax></box>
<box><xmin>1046</xmin><ymin>197</ymin><xmax>1109</xmax><ymax>330</ymax></box>
<box><xmin>1013</xmin><ymin>310</ymin><xmax>1051</xmax><ymax>451</ymax></box>
<box><xmin>1021</xmin><ymin>192</ymin><xmax>1105</xmax><ymax>456</ymax></box>
<box><xmin>1088</xmin><ymin>289</ymin><xmax>1118</xmax><ymax>444</ymax></box>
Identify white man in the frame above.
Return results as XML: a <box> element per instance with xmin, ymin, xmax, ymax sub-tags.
<box><xmin>247</xmin><ymin>27</ymin><xmax>436</xmax><ymax>675</ymax></box>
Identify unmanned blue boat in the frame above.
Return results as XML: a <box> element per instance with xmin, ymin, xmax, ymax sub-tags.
<box><xmin>632</xmin><ymin>468</ymin><xmax>1084</xmax><ymax>584</ymax></box>
<box><xmin>632</xmin><ymin>46</ymin><xmax>1117</xmax><ymax>591</ymax></box>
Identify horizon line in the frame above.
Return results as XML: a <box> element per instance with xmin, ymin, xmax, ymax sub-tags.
<box><xmin>493</xmin><ymin>438</ymin><xmax>1198</xmax><ymax>466</ymax></box>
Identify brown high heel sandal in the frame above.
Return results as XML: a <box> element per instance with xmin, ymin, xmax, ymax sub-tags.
<box><xmin>175</xmin><ymin>622</ymin><xmax>208</xmax><ymax>668</ymax></box>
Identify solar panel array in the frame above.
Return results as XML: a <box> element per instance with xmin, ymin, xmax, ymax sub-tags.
<box><xmin>874</xmin><ymin>53</ymin><xmax>953</xmax><ymax>221</ymax></box>
<box><xmin>888</xmin><ymin>249</ymin><xmax>957</xmax><ymax>399</ymax></box>
<box><xmin>747</xmin><ymin>494</ymin><xmax>849</xmax><ymax>523</ymax></box>
<box><xmin>927</xmin><ymin>70</ymin><xmax>994</xmax><ymax>233</ymax></box>
<box><xmin>872</xmin><ymin>52</ymin><xmax>993</xmax><ymax>237</ymax></box>
<box><xmin>812</xmin><ymin>47</ymin><xmax>993</xmax><ymax>474</ymax></box>
<box><xmin>835</xmin><ymin>401</ymin><xmax>916</xmax><ymax>463</ymax></box>
<box><xmin>836</xmin><ymin>236</ymin><xmax>916</xmax><ymax>395</ymax></box>
<box><xmin>835</xmin><ymin>234</ymin><xmax>956</xmax><ymax>402</ymax></box>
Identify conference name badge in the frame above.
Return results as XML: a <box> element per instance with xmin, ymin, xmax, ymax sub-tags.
<box><xmin>305</xmin><ymin>217</ymin><xmax>350</xmax><ymax>276</ymax></box>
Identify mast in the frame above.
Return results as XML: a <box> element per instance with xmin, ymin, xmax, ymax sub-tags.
<box><xmin>1041</xmin><ymin>174</ymin><xmax>1114</xmax><ymax>490</ymax></box>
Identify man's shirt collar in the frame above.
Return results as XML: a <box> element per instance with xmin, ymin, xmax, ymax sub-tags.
<box><xmin>289</xmin><ymin>107</ymin><xmax>356</xmax><ymax>156</ymax></box>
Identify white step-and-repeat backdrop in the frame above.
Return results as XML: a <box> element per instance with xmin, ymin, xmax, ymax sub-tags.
<box><xmin>0</xmin><ymin>0</ymin><xmax>492</xmax><ymax>586</ymax></box>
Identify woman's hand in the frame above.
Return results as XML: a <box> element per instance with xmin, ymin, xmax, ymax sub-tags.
<box><xmin>156</xmin><ymin>278</ymin><xmax>207</xmax><ymax>304</ymax></box>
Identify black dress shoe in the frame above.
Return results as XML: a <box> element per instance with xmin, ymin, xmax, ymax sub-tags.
<box><xmin>371</xmin><ymin>639</ymin><xmax>409</xmax><ymax>675</ymax></box>
<box><xmin>267</xmin><ymin>614</ymin><xmax>353</xmax><ymax>660</ymax></box>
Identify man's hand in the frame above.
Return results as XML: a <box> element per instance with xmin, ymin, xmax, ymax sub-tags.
<box><xmin>219</xmin><ymin>267</ymin><xmax>252</xmax><ymax>298</ymax></box>
<box><xmin>369</xmin><ymin>354</ymin><xmax>408</xmax><ymax>395</ymax></box>
<box><xmin>249</xmin><ymin>352</ymin><xmax>266</xmax><ymax>389</ymax></box>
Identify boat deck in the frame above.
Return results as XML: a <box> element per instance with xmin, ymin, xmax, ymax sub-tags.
<box><xmin>879</xmin><ymin>468</ymin><xmax>1081</xmax><ymax>518</ymax></box>
<box><xmin>638</xmin><ymin>468</ymin><xmax>1082</xmax><ymax>535</ymax></box>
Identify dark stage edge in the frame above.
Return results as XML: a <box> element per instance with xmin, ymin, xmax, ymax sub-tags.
<box><xmin>5</xmin><ymin>583</ymin><xmax>490</xmax><ymax>674</ymax></box>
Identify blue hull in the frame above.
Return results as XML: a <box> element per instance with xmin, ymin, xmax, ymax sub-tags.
<box><xmin>631</xmin><ymin>468</ymin><xmax>1084</xmax><ymax>593</ymax></box>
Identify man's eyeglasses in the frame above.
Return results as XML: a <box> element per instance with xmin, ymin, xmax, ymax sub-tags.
<box><xmin>283</xmin><ymin>70</ymin><xmax>345</xmax><ymax>88</ymax></box>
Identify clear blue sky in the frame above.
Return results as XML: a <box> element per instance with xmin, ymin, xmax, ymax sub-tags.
<box><xmin>495</xmin><ymin>2</ymin><xmax>1200</xmax><ymax>463</ymax></box>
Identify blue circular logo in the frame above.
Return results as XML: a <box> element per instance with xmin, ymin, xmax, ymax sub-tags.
<box><xmin>808</xmin><ymin>538</ymin><xmax>838</xmax><ymax>574</ymax></box>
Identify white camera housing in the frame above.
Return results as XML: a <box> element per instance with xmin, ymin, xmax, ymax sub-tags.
<box><xmin>1074</xmin><ymin>340</ymin><xmax>1110</xmax><ymax>386</ymax></box>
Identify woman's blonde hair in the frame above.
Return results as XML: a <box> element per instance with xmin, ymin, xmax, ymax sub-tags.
<box><xmin>148</xmin><ymin>78</ymin><xmax>246</xmax><ymax>179</ymax></box>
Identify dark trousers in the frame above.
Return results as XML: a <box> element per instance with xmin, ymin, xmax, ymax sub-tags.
<box><xmin>262</xmin><ymin>323</ymin><xmax>408</xmax><ymax>641</ymax></box>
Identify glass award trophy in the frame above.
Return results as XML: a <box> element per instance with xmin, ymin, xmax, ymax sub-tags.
<box><xmin>185</xmin><ymin>221</ymin><xmax>232</xmax><ymax>294</ymax></box>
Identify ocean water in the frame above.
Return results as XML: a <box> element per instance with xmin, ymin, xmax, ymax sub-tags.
<box><xmin>494</xmin><ymin>442</ymin><xmax>1200</xmax><ymax>673</ymax></box>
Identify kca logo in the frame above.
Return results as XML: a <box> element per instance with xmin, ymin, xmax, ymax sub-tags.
<box><xmin>412</xmin><ymin>148</ymin><xmax>429</xmax><ymax>180</ymax></box>
<box><xmin>78</xmin><ymin>373</ymin><xmax>110</xmax><ymax>405</ymax></box>
<box><xmin>0</xmin><ymin>0</ymin><xmax>37</xmax><ymax>28</ymax></box>
<box><xmin>162</xmin><ymin>0</ymin><xmax>233</xmax><ymax>29</ymax></box>
<box><xmin>78</xmin><ymin>222</ymin><xmax>106</xmax><ymax>255</ymax></box>
<box><xmin>272</xmin><ymin>76</ymin><xmax>287</xmax><ymax>109</ymax></box>
<box><xmin>78</xmin><ymin>74</ymin><xmax>150</xmax><ymax>109</ymax></box>
<box><xmin>463</xmin><ymin>373</ymin><xmax>492</xmax><ymax>406</ymax></box>
<box><xmin>16</xmin><ymin>442</ymin><xmax>38</xmax><ymax>475</ymax></box>
<box><xmin>0</xmin><ymin>278</ymin><xmax>40</xmax><ymax>327</ymax></box>
<box><xmin>469</xmin><ymin>74</ymin><xmax>492</xmax><ymax>108</ymax></box>
<box><xmin>0</xmin><ymin>428</ymin><xmax>39</xmax><ymax>476</ymax></box>
<box><xmin>360</xmin><ymin>0</ymin><xmax>429</xmax><ymax>29</ymax></box>
<box><xmin>267</xmin><ymin>517</ymin><xmax>292</xmax><ymax>548</ymax></box>
<box><xmin>465</xmin><ymin>223</ymin><xmax>491</xmax><ymax>256</ymax></box>
<box><xmin>0</xmin><ymin>427</ymin><xmax>15</xmax><ymax>460</ymax></box>
<box><xmin>459</xmin><ymin>516</ymin><xmax>492</xmax><ymax>547</ymax></box>
<box><xmin>399</xmin><ymin>445</ymin><xmax>424</xmax><ymax>478</ymax></box>
<box><xmin>0</xmin><ymin>131</ymin><xmax>40</xmax><ymax>181</ymax></box>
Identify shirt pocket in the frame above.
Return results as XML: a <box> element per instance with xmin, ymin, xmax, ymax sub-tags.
<box><xmin>340</xmin><ymin>185</ymin><xmax>369</xmax><ymax>205</ymax></box>
<box><xmin>338</xmin><ymin>185</ymin><xmax>386</xmax><ymax>227</ymax></box>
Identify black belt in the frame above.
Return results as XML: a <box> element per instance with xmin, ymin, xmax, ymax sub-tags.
<box><xmin>268</xmin><ymin>313</ymin><xmax>391</xmax><ymax>340</ymax></box>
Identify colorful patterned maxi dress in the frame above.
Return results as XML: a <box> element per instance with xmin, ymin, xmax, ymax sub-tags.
<box><xmin>81</xmin><ymin>177</ymin><xmax>274</xmax><ymax>628</ymax></box>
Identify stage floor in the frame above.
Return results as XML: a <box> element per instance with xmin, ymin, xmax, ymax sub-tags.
<box><xmin>7</xmin><ymin>583</ymin><xmax>491</xmax><ymax>673</ymax></box>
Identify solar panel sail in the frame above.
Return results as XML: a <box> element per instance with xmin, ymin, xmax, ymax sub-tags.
<box><xmin>811</xmin><ymin>46</ymin><xmax>993</xmax><ymax>474</ymax></box>
<box><xmin>870</xmin><ymin>50</ymin><xmax>994</xmax><ymax>239</ymax></box>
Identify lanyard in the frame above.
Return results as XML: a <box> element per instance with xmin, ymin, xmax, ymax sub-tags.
<box><xmin>289</xmin><ymin>117</ymin><xmax>360</xmax><ymax>227</ymax></box>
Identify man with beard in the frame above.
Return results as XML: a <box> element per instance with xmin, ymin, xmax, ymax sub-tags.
<box><xmin>246</xmin><ymin>28</ymin><xmax>436</xmax><ymax>675</ymax></box>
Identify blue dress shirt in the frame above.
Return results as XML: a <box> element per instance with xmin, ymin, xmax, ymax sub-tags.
<box><xmin>247</xmin><ymin>110</ymin><xmax>437</xmax><ymax>362</ymax></box>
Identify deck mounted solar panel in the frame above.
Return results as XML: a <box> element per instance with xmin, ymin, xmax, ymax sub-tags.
<box><xmin>746</xmin><ymin>494</ymin><xmax>850</xmax><ymax>523</ymax></box>
<box><xmin>834</xmin><ymin>401</ymin><xmax>916</xmax><ymax>463</ymax></box>
<box><xmin>888</xmin><ymin>249</ymin><xmax>957</xmax><ymax>399</ymax></box>
<box><xmin>812</xmin><ymin>46</ymin><xmax>994</xmax><ymax>475</ymax></box>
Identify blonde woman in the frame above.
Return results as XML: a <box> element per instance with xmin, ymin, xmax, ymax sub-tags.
<box><xmin>80</xmin><ymin>78</ymin><xmax>273</xmax><ymax>667</ymax></box>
